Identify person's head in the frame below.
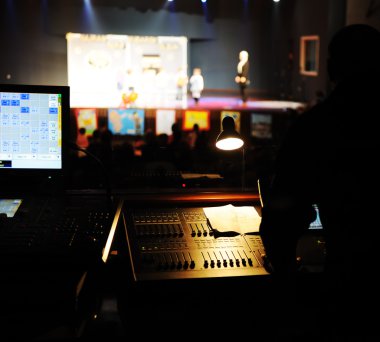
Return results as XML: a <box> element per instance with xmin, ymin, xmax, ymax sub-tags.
<box><xmin>239</xmin><ymin>50</ymin><xmax>249</xmax><ymax>62</ymax></box>
<box><xmin>92</xmin><ymin>129</ymin><xmax>100</xmax><ymax>140</ymax></box>
<box><xmin>328</xmin><ymin>24</ymin><xmax>380</xmax><ymax>83</ymax></box>
<box><xmin>171</xmin><ymin>122</ymin><xmax>179</xmax><ymax>133</ymax></box>
<box><xmin>79</xmin><ymin>127</ymin><xmax>86</xmax><ymax>135</ymax></box>
<box><xmin>193</xmin><ymin>68</ymin><xmax>201</xmax><ymax>75</ymax></box>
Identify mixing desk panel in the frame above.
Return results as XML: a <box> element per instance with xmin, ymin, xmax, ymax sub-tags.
<box><xmin>123</xmin><ymin>207</ymin><xmax>269</xmax><ymax>281</ymax></box>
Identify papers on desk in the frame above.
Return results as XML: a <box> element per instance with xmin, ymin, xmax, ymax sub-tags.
<box><xmin>203</xmin><ymin>204</ymin><xmax>262</xmax><ymax>236</ymax></box>
<box><xmin>181</xmin><ymin>173</ymin><xmax>223</xmax><ymax>179</ymax></box>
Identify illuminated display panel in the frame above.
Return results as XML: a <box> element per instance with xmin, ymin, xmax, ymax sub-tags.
<box><xmin>0</xmin><ymin>85</ymin><xmax>67</xmax><ymax>170</ymax></box>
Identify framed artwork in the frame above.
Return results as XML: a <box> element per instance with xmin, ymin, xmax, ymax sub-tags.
<box><xmin>108</xmin><ymin>108</ymin><xmax>145</xmax><ymax>135</ymax></box>
<box><xmin>251</xmin><ymin>113</ymin><xmax>272</xmax><ymax>139</ymax></box>
<box><xmin>300</xmin><ymin>35</ymin><xmax>320</xmax><ymax>76</ymax></box>
<box><xmin>182</xmin><ymin>110</ymin><xmax>210</xmax><ymax>131</ymax></box>
<box><xmin>156</xmin><ymin>109</ymin><xmax>176</xmax><ymax>135</ymax></box>
<box><xmin>75</xmin><ymin>108</ymin><xmax>98</xmax><ymax>135</ymax></box>
<box><xmin>221</xmin><ymin>111</ymin><xmax>241</xmax><ymax>132</ymax></box>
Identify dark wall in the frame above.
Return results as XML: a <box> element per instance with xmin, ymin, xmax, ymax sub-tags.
<box><xmin>347</xmin><ymin>0</ymin><xmax>380</xmax><ymax>30</ymax></box>
<box><xmin>0</xmin><ymin>0</ymin><xmax>355</xmax><ymax>104</ymax></box>
<box><xmin>270</xmin><ymin>0</ymin><xmax>347</xmax><ymax>103</ymax></box>
<box><xmin>0</xmin><ymin>0</ymin><xmax>274</xmax><ymax>96</ymax></box>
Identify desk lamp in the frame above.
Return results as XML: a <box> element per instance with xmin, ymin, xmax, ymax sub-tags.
<box><xmin>216</xmin><ymin>116</ymin><xmax>244</xmax><ymax>150</ymax></box>
<box><xmin>216</xmin><ymin>116</ymin><xmax>245</xmax><ymax>189</ymax></box>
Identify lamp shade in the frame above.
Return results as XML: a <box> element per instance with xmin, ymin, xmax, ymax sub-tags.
<box><xmin>215</xmin><ymin>116</ymin><xmax>244</xmax><ymax>150</ymax></box>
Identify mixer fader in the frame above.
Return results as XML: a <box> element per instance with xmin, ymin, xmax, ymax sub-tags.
<box><xmin>123</xmin><ymin>207</ymin><xmax>269</xmax><ymax>281</ymax></box>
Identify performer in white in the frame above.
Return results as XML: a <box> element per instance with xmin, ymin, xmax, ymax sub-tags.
<box><xmin>235</xmin><ymin>50</ymin><xmax>250</xmax><ymax>103</ymax></box>
<box><xmin>189</xmin><ymin>67</ymin><xmax>204</xmax><ymax>104</ymax></box>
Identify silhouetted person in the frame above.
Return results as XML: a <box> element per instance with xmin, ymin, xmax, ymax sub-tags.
<box><xmin>141</xmin><ymin>130</ymin><xmax>158</xmax><ymax>162</ymax></box>
<box><xmin>168</xmin><ymin>123</ymin><xmax>192</xmax><ymax>170</ymax></box>
<box><xmin>187</xmin><ymin>123</ymin><xmax>200</xmax><ymax>149</ymax></box>
<box><xmin>76</xmin><ymin>127</ymin><xmax>89</xmax><ymax>148</ymax></box>
<box><xmin>259</xmin><ymin>24</ymin><xmax>380</xmax><ymax>339</ymax></box>
<box><xmin>76</xmin><ymin>127</ymin><xmax>89</xmax><ymax>157</ymax></box>
<box><xmin>82</xmin><ymin>128</ymin><xmax>114</xmax><ymax>188</ymax></box>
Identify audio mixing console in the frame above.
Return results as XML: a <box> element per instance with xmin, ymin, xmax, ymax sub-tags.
<box><xmin>122</xmin><ymin>207</ymin><xmax>269</xmax><ymax>281</ymax></box>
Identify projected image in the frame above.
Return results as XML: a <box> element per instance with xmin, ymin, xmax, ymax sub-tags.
<box><xmin>251</xmin><ymin>113</ymin><xmax>272</xmax><ymax>139</ymax></box>
<box><xmin>221</xmin><ymin>111</ymin><xmax>241</xmax><ymax>133</ymax></box>
<box><xmin>108</xmin><ymin>108</ymin><xmax>145</xmax><ymax>135</ymax></box>
<box><xmin>67</xmin><ymin>33</ymin><xmax>187</xmax><ymax>108</ymax></box>
<box><xmin>75</xmin><ymin>108</ymin><xmax>98</xmax><ymax>135</ymax></box>
<box><xmin>182</xmin><ymin>110</ymin><xmax>210</xmax><ymax>131</ymax></box>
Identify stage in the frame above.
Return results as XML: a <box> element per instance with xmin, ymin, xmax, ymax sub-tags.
<box><xmin>185</xmin><ymin>95</ymin><xmax>306</xmax><ymax>112</ymax></box>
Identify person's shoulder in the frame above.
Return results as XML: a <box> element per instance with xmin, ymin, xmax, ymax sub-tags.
<box><xmin>285</xmin><ymin>102</ymin><xmax>329</xmax><ymax>142</ymax></box>
<box><xmin>296</xmin><ymin>100</ymin><xmax>331</xmax><ymax>125</ymax></box>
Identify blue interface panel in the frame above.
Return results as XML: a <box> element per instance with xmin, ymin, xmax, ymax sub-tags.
<box><xmin>0</xmin><ymin>91</ymin><xmax>62</xmax><ymax>169</ymax></box>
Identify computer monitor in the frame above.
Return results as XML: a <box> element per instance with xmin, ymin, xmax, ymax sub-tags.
<box><xmin>0</xmin><ymin>84</ymin><xmax>70</xmax><ymax>196</ymax></box>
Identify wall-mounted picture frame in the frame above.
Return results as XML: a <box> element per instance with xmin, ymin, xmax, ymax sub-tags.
<box><xmin>300</xmin><ymin>35</ymin><xmax>320</xmax><ymax>76</ymax></box>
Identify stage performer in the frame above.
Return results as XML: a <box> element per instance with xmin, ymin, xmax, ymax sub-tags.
<box><xmin>235</xmin><ymin>50</ymin><xmax>250</xmax><ymax>103</ymax></box>
<box><xmin>189</xmin><ymin>67</ymin><xmax>204</xmax><ymax>104</ymax></box>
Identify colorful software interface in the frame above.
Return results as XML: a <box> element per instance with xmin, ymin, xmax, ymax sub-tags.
<box><xmin>0</xmin><ymin>91</ymin><xmax>62</xmax><ymax>169</ymax></box>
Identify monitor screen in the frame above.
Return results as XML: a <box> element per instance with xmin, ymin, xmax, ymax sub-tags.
<box><xmin>0</xmin><ymin>84</ymin><xmax>70</xmax><ymax>194</ymax></box>
<box><xmin>107</xmin><ymin>108</ymin><xmax>145</xmax><ymax>135</ymax></box>
<box><xmin>309</xmin><ymin>204</ymin><xmax>323</xmax><ymax>230</ymax></box>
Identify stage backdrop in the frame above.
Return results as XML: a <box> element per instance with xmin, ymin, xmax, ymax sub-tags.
<box><xmin>67</xmin><ymin>33</ymin><xmax>188</xmax><ymax>109</ymax></box>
